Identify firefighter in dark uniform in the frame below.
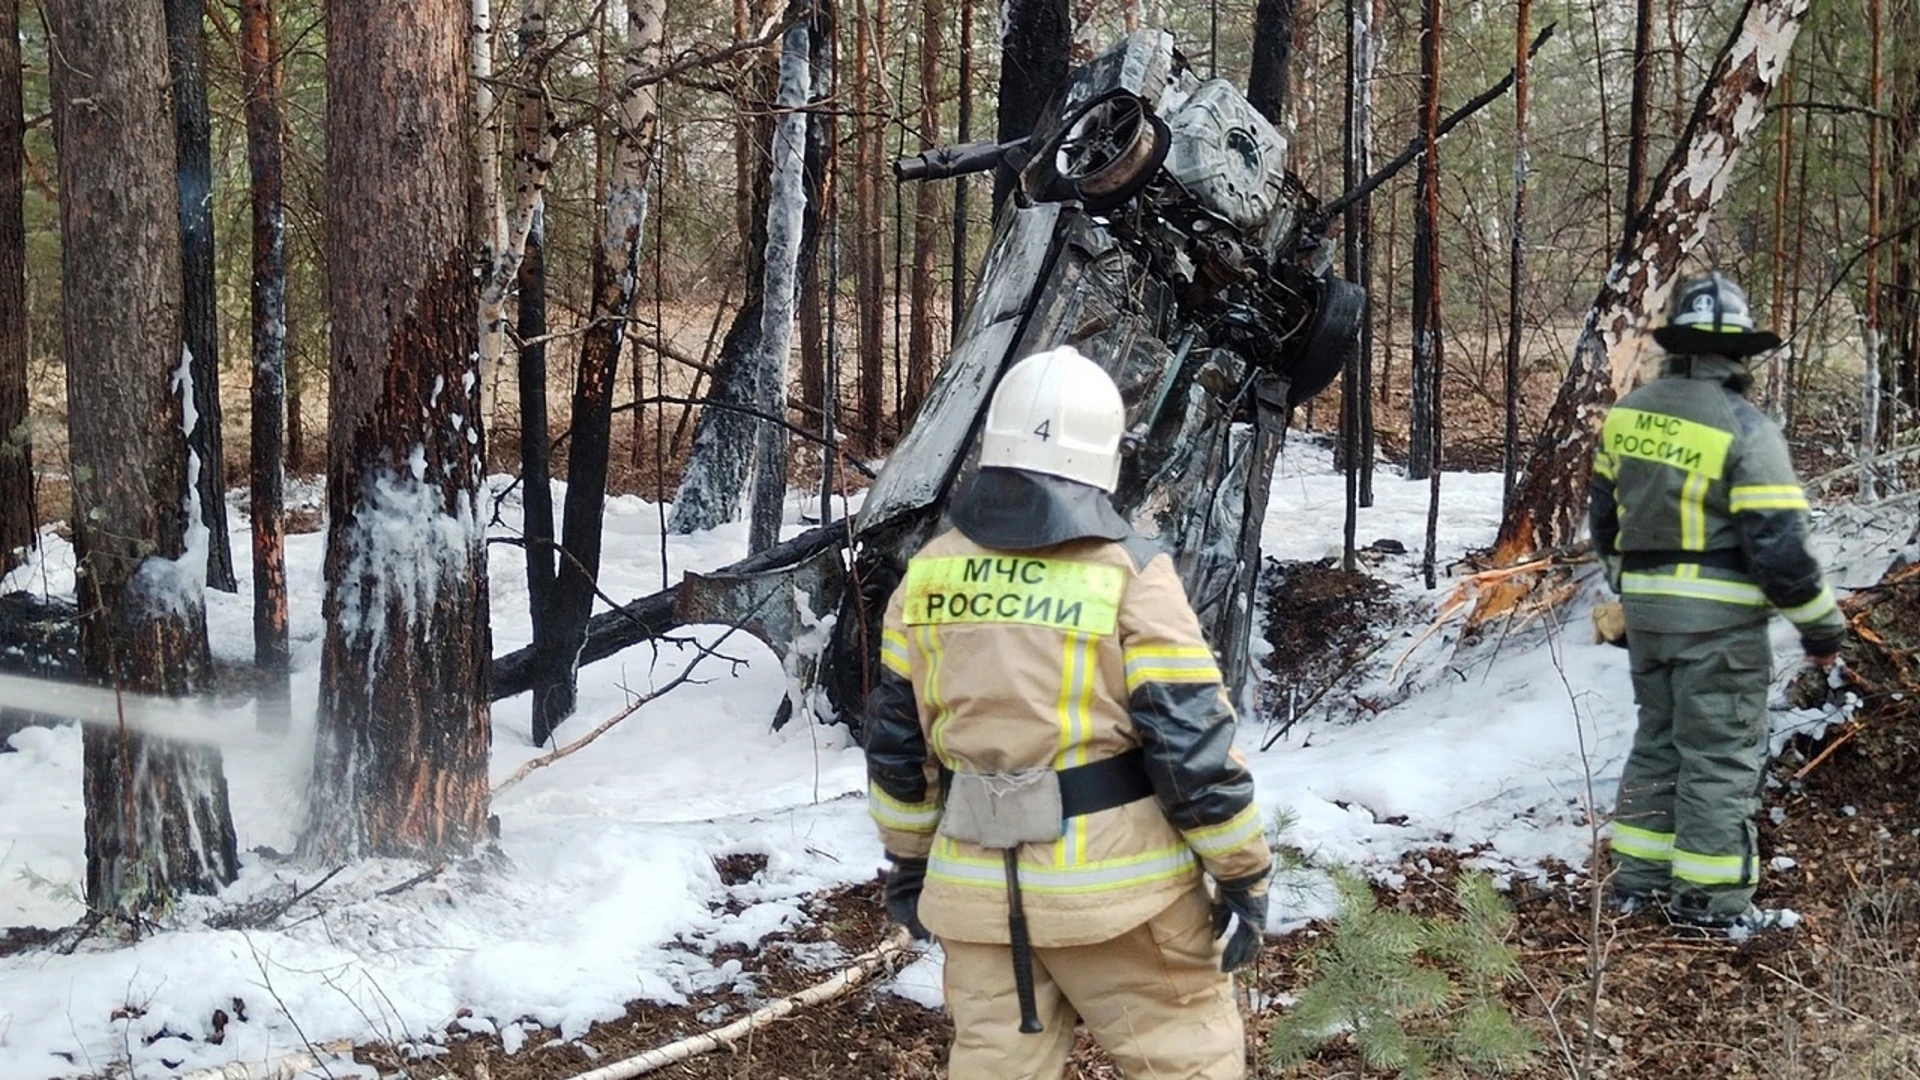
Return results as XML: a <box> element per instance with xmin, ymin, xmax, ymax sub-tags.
<box><xmin>1590</xmin><ymin>272</ymin><xmax>1845</xmax><ymax>933</ymax></box>
<box><xmin>863</xmin><ymin>346</ymin><xmax>1271</xmax><ymax>1079</ymax></box>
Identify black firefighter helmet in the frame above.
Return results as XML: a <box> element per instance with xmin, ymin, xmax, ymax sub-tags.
<box><xmin>1651</xmin><ymin>271</ymin><xmax>1783</xmax><ymax>360</ymax></box>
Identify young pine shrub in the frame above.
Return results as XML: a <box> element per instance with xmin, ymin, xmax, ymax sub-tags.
<box><xmin>1266</xmin><ymin>869</ymin><xmax>1538</xmax><ymax>1077</ymax></box>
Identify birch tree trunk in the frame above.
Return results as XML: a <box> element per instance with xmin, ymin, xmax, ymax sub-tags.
<box><xmin>307</xmin><ymin>0</ymin><xmax>492</xmax><ymax>857</ymax></box>
<box><xmin>748</xmin><ymin>20</ymin><xmax>814</xmax><ymax>553</ymax></box>
<box><xmin>472</xmin><ymin>0</ymin><xmax>506</xmax><ymax>426</ymax></box>
<box><xmin>529</xmin><ymin>0</ymin><xmax>664</xmax><ymax>744</ymax></box>
<box><xmin>0</xmin><ymin>0</ymin><xmax>31</xmax><ymax>572</ymax></box>
<box><xmin>164</xmin><ymin>0</ymin><xmax>235</xmax><ymax>593</ymax></box>
<box><xmin>46</xmin><ymin>0</ymin><xmax>239</xmax><ymax>913</ymax></box>
<box><xmin>242</xmin><ymin>0</ymin><xmax>290</xmax><ymax>723</ymax></box>
<box><xmin>1492</xmin><ymin>0</ymin><xmax>1812</xmax><ymax>560</ymax></box>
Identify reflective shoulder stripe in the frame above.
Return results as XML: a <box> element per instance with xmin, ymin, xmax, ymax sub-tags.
<box><xmin>1780</xmin><ymin>584</ymin><xmax>1838</xmax><ymax>626</ymax></box>
<box><xmin>1728</xmin><ymin>483</ymin><xmax>1809</xmax><ymax>513</ymax></box>
<box><xmin>902</xmin><ymin>555</ymin><xmax>1125</xmax><ymax>635</ymax></box>
<box><xmin>1122</xmin><ymin>643</ymin><xmax>1221</xmax><ymax>691</ymax></box>
<box><xmin>1610</xmin><ymin>822</ymin><xmax>1675</xmax><ymax>862</ymax></box>
<box><xmin>1671</xmin><ymin>846</ymin><xmax>1755</xmax><ymax>887</ymax></box>
<box><xmin>1601</xmin><ymin>407</ymin><xmax>1733</xmax><ymax>480</ymax></box>
<box><xmin>1183</xmin><ymin>805</ymin><xmax>1263</xmax><ymax>858</ymax></box>
<box><xmin>1620</xmin><ymin>570</ymin><xmax>1768</xmax><ymax>606</ymax></box>
<box><xmin>928</xmin><ymin>838</ymin><xmax>1198</xmax><ymax>894</ymax></box>
<box><xmin>1592</xmin><ymin>449</ymin><xmax>1617</xmax><ymax>481</ymax></box>
<box><xmin>880</xmin><ymin>628</ymin><xmax>912</xmax><ymax>676</ymax></box>
<box><xmin>869</xmin><ymin>783</ymin><xmax>941</xmax><ymax>833</ymax></box>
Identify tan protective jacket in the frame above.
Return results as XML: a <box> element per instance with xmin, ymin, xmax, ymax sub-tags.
<box><xmin>863</xmin><ymin>528</ymin><xmax>1272</xmax><ymax>948</ymax></box>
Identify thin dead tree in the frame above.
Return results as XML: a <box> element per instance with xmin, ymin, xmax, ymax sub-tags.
<box><xmin>164</xmin><ymin>0</ymin><xmax>235</xmax><ymax>593</ymax></box>
<box><xmin>531</xmin><ymin>0</ymin><xmax>666</xmax><ymax>744</ymax></box>
<box><xmin>306</xmin><ymin>0</ymin><xmax>492</xmax><ymax>857</ymax></box>
<box><xmin>1504</xmin><ymin>0</ymin><xmax>1532</xmax><ymax>507</ymax></box>
<box><xmin>1624</xmin><ymin>0</ymin><xmax>1656</xmax><ymax>222</ymax></box>
<box><xmin>46</xmin><ymin>0</ymin><xmax>240</xmax><ymax>913</ymax></box>
<box><xmin>1341</xmin><ymin>0</ymin><xmax>1362</xmax><ymax>569</ymax></box>
<box><xmin>0</xmin><ymin>0</ymin><xmax>31</xmax><ymax>571</ymax></box>
<box><xmin>1765</xmin><ymin>55</ymin><xmax>1795</xmax><ymax>414</ymax></box>
<box><xmin>904</xmin><ymin>0</ymin><xmax>944</xmax><ymax>419</ymax></box>
<box><xmin>748</xmin><ymin>14</ymin><xmax>814</xmax><ymax>553</ymax></box>
<box><xmin>951</xmin><ymin>0</ymin><xmax>974</xmax><ymax>342</ymax></box>
<box><xmin>516</xmin><ymin>0</ymin><xmax>557</xmax><ymax>662</ymax></box>
<box><xmin>1250</xmin><ymin>0</ymin><xmax>1296</xmax><ymax>125</ymax></box>
<box><xmin>1862</xmin><ymin>0</ymin><xmax>1885</xmax><ymax>497</ymax></box>
<box><xmin>1414</xmin><ymin>0</ymin><xmax>1442</xmax><ymax>587</ymax></box>
<box><xmin>242</xmin><ymin>0</ymin><xmax>291</xmax><ymax>723</ymax></box>
<box><xmin>1491</xmin><ymin>0</ymin><xmax>1813</xmax><ymax>562</ymax></box>
<box><xmin>853</xmin><ymin>0</ymin><xmax>885</xmax><ymax>449</ymax></box>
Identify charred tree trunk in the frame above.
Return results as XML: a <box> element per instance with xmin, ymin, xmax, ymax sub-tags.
<box><xmin>853</xmin><ymin>0</ymin><xmax>887</xmax><ymax>450</ymax></box>
<box><xmin>164</xmin><ymin>0</ymin><xmax>234</xmax><ymax>593</ymax></box>
<box><xmin>1624</xmin><ymin>0</ymin><xmax>1655</xmax><ymax>222</ymax></box>
<box><xmin>512</xmin><ymin>0</ymin><xmax>557</xmax><ymax>651</ymax></box>
<box><xmin>0</xmin><ymin>0</ymin><xmax>31</xmax><ymax>572</ymax></box>
<box><xmin>905</xmin><ymin>0</ymin><xmax>944</xmax><ymax>420</ymax></box>
<box><xmin>1406</xmin><ymin>0</ymin><xmax>1442</xmax><ymax>483</ymax></box>
<box><xmin>748</xmin><ymin>19</ymin><xmax>814</xmax><ymax>553</ymax></box>
<box><xmin>1862</xmin><ymin>0</ymin><xmax>1884</xmax><ymax>495</ymax></box>
<box><xmin>1250</xmin><ymin>0</ymin><xmax>1296</xmax><ymax>125</ymax></box>
<box><xmin>1493</xmin><ymin>0</ymin><xmax>1811</xmax><ymax>559</ymax></box>
<box><xmin>1341</xmin><ymin>0</ymin><xmax>1361</xmax><ymax>569</ymax></box>
<box><xmin>995</xmin><ymin>0</ymin><xmax>1069</xmax><ymax>213</ymax></box>
<box><xmin>1890</xmin><ymin>17</ymin><xmax>1918</xmax><ymax>414</ymax></box>
<box><xmin>1504</xmin><ymin>0</ymin><xmax>1532</xmax><ymax>507</ymax></box>
<box><xmin>1765</xmin><ymin>55</ymin><xmax>1794</xmax><ymax>414</ymax></box>
<box><xmin>242</xmin><ymin>0</ymin><xmax>290</xmax><ymax>723</ymax></box>
<box><xmin>529</xmin><ymin>0</ymin><xmax>664</xmax><ymax>744</ymax></box>
<box><xmin>307</xmin><ymin>0</ymin><xmax>491</xmax><ymax>857</ymax></box>
<box><xmin>798</xmin><ymin>0</ymin><xmax>838</xmax><ymax>422</ymax></box>
<box><xmin>952</xmin><ymin>0</ymin><xmax>974</xmax><ymax>343</ymax></box>
<box><xmin>46</xmin><ymin>0</ymin><xmax>239</xmax><ymax>913</ymax></box>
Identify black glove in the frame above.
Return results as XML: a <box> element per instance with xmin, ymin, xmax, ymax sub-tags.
<box><xmin>884</xmin><ymin>857</ymin><xmax>931</xmax><ymax>940</ymax></box>
<box><xmin>1211</xmin><ymin>877</ymin><xmax>1267</xmax><ymax>973</ymax></box>
<box><xmin>1801</xmin><ymin>631</ymin><xmax>1842</xmax><ymax>665</ymax></box>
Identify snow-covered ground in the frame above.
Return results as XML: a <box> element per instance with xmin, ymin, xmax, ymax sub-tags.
<box><xmin>0</xmin><ymin>439</ymin><xmax>1888</xmax><ymax>1079</ymax></box>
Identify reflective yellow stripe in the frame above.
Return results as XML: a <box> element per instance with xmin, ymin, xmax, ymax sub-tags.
<box><xmin>1055</xmin><ymin>632</ymin><xmax>1097</xmax><ymax>866</ymax></box>
<box><xmin>1122</xmin><ymin>645</ymin><xmax>1221</xmax><ymax>691</ymax></box>
<box><xmin>1679</xmin><ymin>472</ymin><xmax>1710</xmax><ymax>550</ymax></box>
<box><xmin>918</xmin><ymin>625</ymin><xmax>953</xmax><ymax>765</ymax></box>
<box><xmin>1781</xmin><ymin>585</ymin><xmax>1838</xmax><ymax>626</ymax></box>
<box><xmin>869</xmin><ymin>783</ymin><xmax>941</xmax><ymax>833</ymax></box>
<box><xmin>928</xmin><ymin>837</ymin><xmax>1198</xmax><ymax>894</ymax></box>
<box><xmin>1184</xmin><ymin>805</ymin><xmax>1263</xmax><ymax>858</ymax></box>
<box><xmin>1621</xmin><ymin>571</ymin><xmax>1768</xmax><ymax>606</ymax></box>
<box><xmin>1728</xmin><ymin>484</ymin><xmax>1809</xmax><ymax>513</ymax></box>
<box><xmin>1593</xmin><ymin>449</ymin><xmax>1617</xmax><ymax>481</ymax></box>
<box><xmin>1601</xmin><ymin>408</ymin><xmax>1733</xmax><ymax>479</ymax></box>
<box><xmin>880</xmin><ymin>629</ymin><xmax>911</xmax><ymax>676</ymax></box>
<box><xmin>1672</xmin><ymin>847</ymin><xmax>1755</xmax><ymax>886</ymax></box>
<box><xmin>1610</xmin><ymin>822</ymin><xmax>1675</xmax><ymax>862</ymax></box>
<box><xmin>902</xmin><ymin>555</ymin><xmax>1125</xmax><ymax>635</ymax></box>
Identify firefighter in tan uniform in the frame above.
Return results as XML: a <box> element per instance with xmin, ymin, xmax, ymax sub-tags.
<box><xmin>863</xmin><ymin>346</ymin><xmax>1271</xmax><ymax>1080</ymax></box>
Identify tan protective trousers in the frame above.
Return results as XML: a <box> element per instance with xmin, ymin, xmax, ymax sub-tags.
<box><xmin>941</xmin><ymin>886</ymin><xmax>1246</xmax><ymax>1080</ymax></box>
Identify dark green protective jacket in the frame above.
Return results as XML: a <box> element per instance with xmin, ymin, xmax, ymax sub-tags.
<box><xmin>1588</xmin><ymin>356</ymin><xmax>1845</xmax><ymax>653</ymax></box>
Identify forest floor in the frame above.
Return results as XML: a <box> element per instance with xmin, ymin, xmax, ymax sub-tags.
<box><xmin>359</xmin><ymin>559</ymin><xmax>1920</xmax><ymax>1080</ymax></box>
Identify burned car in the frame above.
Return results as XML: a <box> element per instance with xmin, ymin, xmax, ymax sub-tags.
<box><xmin>494</xmin><ymin>28</ymin><xmax>1364</xmax><ymax>724</ymax></box>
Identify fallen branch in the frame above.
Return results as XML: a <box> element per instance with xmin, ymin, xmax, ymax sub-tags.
<box><xmin>177</xmin><ymin>1041</ymin><xmax>356</xmax><ymax>1080</ymax></box>
<box><xmin>376</xmin><ymin>864</ymin><xmax>445</xmax><ymax>897</ymax></box>
<box><xmin>561</xmin><ymin>927</ymin><xmax>914</xmax><ymax>1080</ymax></box>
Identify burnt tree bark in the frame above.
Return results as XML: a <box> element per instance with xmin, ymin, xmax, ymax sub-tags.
<box><xmin>1624</xmin><ymin>0</ymin><xmax>1655</xmax><ymax>222</ymax></box>
<box><xmin>853</xmin><ymin>0</ymin><xmax>885</xmax><ymax>449</ymax></box>
<box><xmin>510</xmin><ymin>0</ymin><xmax>558</xmax><ymax>658</ymax></box>
<box><xmin>306</xmin><ymin>0</ymin><xmax>492</xmax><ymax>858</ymax></box>
<box><xmin>952</xmin><ymin>0</ymin><xmax>974</xmax><ymax>342</ymax></box>
<box><xmin>1862</xmin><ymin>0</ymin><xmax>1884</xmax><ymax>493</ymax></box>
<box><xmin>0</xmin><ymin>0</ymin><xmax>31</xmax><ymax>572</ymax></box>
<box><xmin>1250</xmin><ymin>0</ymin><xmax>1296</xmax><ymax>125</ymax></box>
<box><xmin>242</xmin><ymin>0</ymin><xmax>290</xmax><ymax>724</ymax></box>
<box><xmin>1889</xmin><ymin>9</ymin><xmax>1917</xmax><ymax>413</ymax></box>
<box><xmin>1492</xmin><ymin>0</ymin><xmax>1811</xmax><ymax>560</ymax></box>
<box><xmin>797</xmin><ymin>0</ymin><xmax>837</xmax><ymax>419</ymax></box>
<box><xmin>1505</xmin><ymin>0</ymin><xmax>1532</xmax><ymax>507</ymax></box>
<box><xmin>1407</xmin><ymin>0</ymin><xmax>1442</xmax><ymax>484</ymax></box>
<box><xmin>164</xmin><ymin>0</ymin><xmax>234</xmax><ymax>593</ymax></box>
<box><xmin>46</xmin><ymin>0</ymin><xmax>239</xmax><ymax>914</ymax></box>
<box><xmin>528</xmin><ymin>0</ymin><xmax>664</xmax><ymax>743</ymax></box>
<box><xmin>994</xmin><ymin>0</ymin><xmax>1069</xmax><ymax>214</ymax></box>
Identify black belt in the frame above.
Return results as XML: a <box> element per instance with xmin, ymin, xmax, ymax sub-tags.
<box><xmin>939</xmin><ymin>748</ymin><xmax>1156</xmax><ymax>821</ymax></box>
<box><xmin>1621</xmin><ymin>548</ymin><xmax>1748</xmax><ymax>573</ymax></box>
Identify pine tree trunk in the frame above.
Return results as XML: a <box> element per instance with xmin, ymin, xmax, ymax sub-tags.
<box><xmin>46</xmin><ymin>0</ymin><xmax>239</xmax><ymax>914</ymax></box>
<box><xmin>1250</xmin><ymin>0</ymin><xmax>1296</xmax><ymax>126</ymax></box>
<box><xmin>798</xmin><ymin>0</ymin><xmax>838</xmax><ymax>422</ymax></box>
<box><xmin>1624</xmin><ymin>0</ymin><xmax>1654</xmax><ymax>222</ymax></box>
<box><xmin>853</xmin><ymin>0</ymin><xmax>887</xmax><ymax>450</ymax></box>
<box><xmin>1493</xmin><ymin>0</ymin><xmax>1812</xmax><ymax>559</ymax></box>
<box><xmin>904</xmin><ymin>0</ymin><xmax>943</xmax><ymax>421</ymax></box>
<box><xmin>0</xmin><ymin>0</ymin><xmax>32</xmax><ymax>572</ymax></box>
<box><xmin>1765</xmin><ymin>55</ymin><xmax>1794</xmax><ymax>414</ymax></box>
<box><xmin>529</xmin><ymin>0</ymin><xmax>664</xmax><ymax>744</ymax></box>
<box><xmin>1862</xmin><ymin>0</ymin><xmax>1884</xmax><ymax>495</ymax></box>
<box><xmin>952</xmin><ymin>0</ymin><xmax>974</xmax><ymax>343</ymax></box>
<box><xmin>242</xmin><ymin>0</ymin><xmax>290</xmax><ymax>724</ymax></box>
<box><xmin>164</xmin><ymin>0</ymin><xmax>235</xmax><ymax>593</ymax></box>
<box><xmin>514</xmin><ymin>0</ymin><xmax>556</xmax><ymax>643</ymax></box>
<box><xmin>749</xmin><ymin>19</ymin><xmax>814</xmax><ymax>553</ymax></box>
<box><xmin>1504</xmin><ymin>0</ymin><xmax>1531</xmax><ymax>508</ymax></box>
<box><xmin>307</xmin><ymin>0</ymin><xmax>492</xmax><ymax>857</ymax></box>
<box><xmin>1406</xmin><ymin>0</ymin><xmax>1441</xmax><ymax>483</ymax></box>
<box><xmin>995</xmin><ymin>0</ymin><xmax>1069</xmax><ymax>213</ymax></box>
<box><xmin>1889</xmin><ymin>17</ymin><xmax>1918</xmax><ymax>414</ymax></box>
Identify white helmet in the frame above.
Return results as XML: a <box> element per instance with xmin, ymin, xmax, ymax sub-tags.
<box><xmin>979</xmin><ymin>346</ymin><xmax>1126</xmax><ymax>492</ymax></box>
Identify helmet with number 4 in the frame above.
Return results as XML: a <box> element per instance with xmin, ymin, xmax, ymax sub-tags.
<box><xmin>979</xmin><ymin>346</ymin><xmax>1126</xmax><ymax>493</ymax></box>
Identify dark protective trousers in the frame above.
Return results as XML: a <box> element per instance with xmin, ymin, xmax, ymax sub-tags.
<box><xmin>940</xmin><ymin>886</ymin><xmax>1245</xmax><ymax>1080</ymax></box>
<box><xmin>1611</xmin><ymin>622</ymin><xmax>1772</xmax><ymax>920</ymax></box>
